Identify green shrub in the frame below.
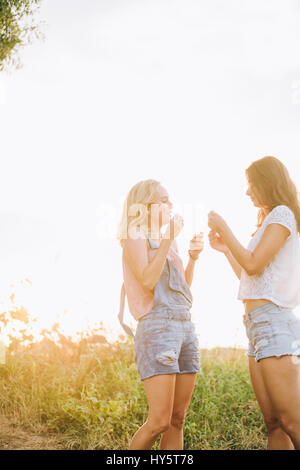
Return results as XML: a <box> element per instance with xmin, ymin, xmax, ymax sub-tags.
<box><xmin>0</xmin><ymin>338</ymin><xmax>266</xmax><ymax>449</ymax></box>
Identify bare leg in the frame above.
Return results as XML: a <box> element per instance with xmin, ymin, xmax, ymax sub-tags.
<box><xmin>160</xmin><ymin>373</ymin><xmax>197</xmax><ymax>450</ymax></box>
<box><xmin>248</xmin><ymin>357</ymin><xmax>294</xmax><ymax>450</ymax></box>
<box><xmin>129</xmin><ymin>374</ymin><xmax>176</xmax><ymax>450</ymax></box>
<box><xmin>259</xmin><ymin>355</ymin><xmax>300</xmax><ymax>449</ymax></box>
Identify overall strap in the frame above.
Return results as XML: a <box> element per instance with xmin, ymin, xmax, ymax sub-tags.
<box><xmin>118</xmin><ymin>283</ymin><xmax>134</xmax><ymax>338</ymax></box>
<box><xmin>146</xmin><ymin>234</ymin><xmax>159</xmax><ymax>249</ymax></box>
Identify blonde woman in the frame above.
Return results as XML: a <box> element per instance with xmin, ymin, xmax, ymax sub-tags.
<box><xmin>208</xmin><ymin>156</ymin><xmax>300</xmax><ymax>450</ymax></box>
<box><xmin>117</xmin><ymin>180</ymin><xmax>203</xmax><ymax>450</ymax></box>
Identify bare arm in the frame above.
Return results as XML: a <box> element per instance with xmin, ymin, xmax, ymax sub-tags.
<box><xmin>208</xmin><ymin>229</ymin><xmax>241</xmax><ymax>279</ymax></box>
<box><xmin>123</xmin><ymin>237</ymin><xmax>172</xmax><ymax>291</ymax></box>
<box><xmin>208</xmin><ymin>211</ymin><xmax>291</xmax><ymax>276</ymax></box>
<box><xmin>224</xmin><ymin>250</ymin><xmax>242</xmax><ymax>279</ymax></box>
<box><xmin>123</xmin><ymin>214</ymin><xmax>184</xmax><ymax>290</ymax></box>
<box><xmin>182</xmin><ymin>234</ymin><xmax>204</xmax><ymax>287</ymax></box>
<box><xmin>170</xmin><ymin>237</ymin><xmax>203</xmax><ymax>288</ymax></box>
<box><xmin>185</xmin><ymin>257</ymin><xmax>197</xmax><ymax>287</ymax></box>
<box><xmin>169</xmin><ymin>239</ymin><xmax>196</xmax><ymax>287</ymax></box>
<box><xmin>221</xmin><ymin>224</ymin><xmax>290</xmax><ymax>275</ymax></box>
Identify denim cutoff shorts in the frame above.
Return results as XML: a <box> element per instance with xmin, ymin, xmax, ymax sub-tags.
<box><xmin>134</xmin><ymin>309</ymin><xmax>201</xmax><ymax>381</ymax></box>
<box><xmin>243</xmin><ymin>303</ymin><xmax>300</xmax><ymax>362</ymax></box>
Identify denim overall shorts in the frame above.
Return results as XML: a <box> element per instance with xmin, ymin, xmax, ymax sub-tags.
<box><xmin>134</xmin><ymin>236</ymin><xmax>201</xmax><ymax>381</ymax></box>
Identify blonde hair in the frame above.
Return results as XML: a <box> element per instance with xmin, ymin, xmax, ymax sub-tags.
<box><xmin>117</xmin><ymin>179</ymin><xmax>161</xmax><ymax>246</ymax></box>
<box><xmin>246</xmin><ymin>156</ymin><xmax>300</xmax><ymax>234</ymax></box>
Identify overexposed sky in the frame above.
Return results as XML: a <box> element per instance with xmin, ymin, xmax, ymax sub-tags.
<box><xmin>0</xmin><ymin>0</ymin><xmax>300</xmax><ymax>346</ymax></box>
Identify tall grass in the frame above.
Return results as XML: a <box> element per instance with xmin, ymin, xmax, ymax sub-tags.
<box><xmin>0</xmin><ymin>335</ymin><xmax>267</xmax><ymax>450</ymax></box>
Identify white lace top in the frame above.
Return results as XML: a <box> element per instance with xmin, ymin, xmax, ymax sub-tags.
<box><xmin>238</xmin><ymin>205</ymin><xmax>300</xmax><ymax>309</ymax></box>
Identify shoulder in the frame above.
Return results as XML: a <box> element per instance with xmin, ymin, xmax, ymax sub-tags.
<box><xmin>267</xmin><ymin>205</ymin><xmax>296</xmax><ymax>222</ymax></box>
<box><xmin>123</xmin><ymin>236</ymin><xmax>148</xmax><ymax>256</ymax></box>
<box><xmin>269</xmin><ymin>205</ymin><xmax>294</xmax><ymax>217</ymax></box>
<box><xmin>264</xmin><ymin>205</ymin><xmax>296</xmax><ymax>234</ymax></box>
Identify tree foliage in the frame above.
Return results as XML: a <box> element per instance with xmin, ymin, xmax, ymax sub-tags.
<box><xmin>0</xmin><ymin>0</ymin><xmax>42</xmax><ymax>71</ymax></box>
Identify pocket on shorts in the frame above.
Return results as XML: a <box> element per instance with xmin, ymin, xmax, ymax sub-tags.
<box><xmin>251</xmin><ymin>318</ymin><xmax>272</xmax><ymax>350</ymax></box>
<box><xmin>251</xmin><ymin>311</ymin><xmax>272</xmax><ymax>324</ymax></box>
<box><xmin>251</xmin><ymin>317</ymin><xmax>272</xmax><ymax>332</ymax></box>
<box><xmin>140</xmin><ymin>317</ymin><xmax>170</xmax><ymax>339</ymax></box>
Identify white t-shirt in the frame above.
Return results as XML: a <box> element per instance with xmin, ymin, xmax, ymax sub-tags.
<box><xmin>238</xmin><ymin>205</ymin><xmax>300</xmax><ymax>309</ymax></box>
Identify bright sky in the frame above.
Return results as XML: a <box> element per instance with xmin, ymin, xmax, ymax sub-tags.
<box><xmin>0</xmin><ymin>0</ymin><xmax>300</xmax><ymax>347</ymax></box>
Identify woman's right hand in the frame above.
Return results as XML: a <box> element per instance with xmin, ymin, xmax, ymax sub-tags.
<box><xmin>164</xmin><ymin>214</ymin><xmax>184</xmax><ymax>240</ymax></box>
<box><xmin>209</xmin><ymin>230</ymin><xmax>229</xmax><ymax>254</ymax></box>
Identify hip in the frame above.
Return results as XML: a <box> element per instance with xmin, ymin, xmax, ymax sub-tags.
<box><xmin>243</xmin><ymin>299</ymin><xmax>272</xmax><ymax>315</ymax></box>
<box><xmin>243</xmin><ymin>302</ymin><xmax>300</xmax><ymax>361</ymax></box>
<box><xmin>135</xmin><ymin>309</ymin><xmax>196</xmax><ymax>342</ymax></box>
<box><xmin>243</xmin><ymin>302</ymin><xmax>300</xmax><ymax>332</ymax></box>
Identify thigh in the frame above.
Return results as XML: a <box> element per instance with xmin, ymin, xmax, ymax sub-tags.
<box><xmin>248</xmin><ymin>357</ymin><xmax>278</xmax><ymax>422</ymax></box>
<box><xmin>172</xmin><ymin>373</ymin><xmax>198</xmax><ymax>415</ymax></box>
<box><xmin>143</xmin><ymin>374</ymin><xmax>177</xmax><ymax>422</ymax></box>
<box><xmin>259</xmin><ymin>356</ymin><xmax>300</xmax><ymax>419</ymax></box>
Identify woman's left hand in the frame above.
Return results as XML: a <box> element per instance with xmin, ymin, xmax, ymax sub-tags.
<box><xmin>208</xmin><ymin>211</ymin><xmax>227</xmax><ymax>233</ymax></box>
<box><xmin>189</xmin><ymin>232</ymin><xmax>204</xmax><ymax>257</ymax></box>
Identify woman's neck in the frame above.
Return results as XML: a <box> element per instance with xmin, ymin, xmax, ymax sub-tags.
<box><xmin>139</xmin><ymin>225</ymin><xmax>162</xmax><ymax>240</ymax></box>
<box><xmin>147</xmin><ymin>217</ymin><xmax>163</xmax><ymax>240</ymax></box>
<box><xmin>148</xmin><ymin>229</ymin><xmax>162</xmax><ymax>240</ymax></box>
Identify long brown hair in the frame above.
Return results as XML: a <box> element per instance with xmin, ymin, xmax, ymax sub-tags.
<box><xmin>246</xmin><ymin>156</ymin><xmax>300</xmax><ymax>234</ymax></box>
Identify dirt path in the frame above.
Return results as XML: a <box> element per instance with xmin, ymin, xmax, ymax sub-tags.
<box><xmin>0</xmin><ymin>415</ymin><xmax>65</xmax><ymax>450</ymax></box>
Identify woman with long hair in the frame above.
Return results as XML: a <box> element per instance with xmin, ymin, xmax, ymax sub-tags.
<box><xmin>117</xmin><ymin>179</ymin><xmax>203</xmax><ymax>450</ymax></box>
<box><xmin>208</xmin><ymin>156</ymin><xmax>300</xmax><ymax>450</ymax></box>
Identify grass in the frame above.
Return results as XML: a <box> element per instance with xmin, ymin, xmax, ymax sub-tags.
<box><xmin>0</xmin><ymin>336</ymin><xmax>267</xmax><ymax>450</ymax></box>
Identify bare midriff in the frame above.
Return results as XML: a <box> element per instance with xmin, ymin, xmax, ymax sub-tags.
<box><xmin>243</xmin><ymin>299</ymin><xmax>272</xmax><ymax>315</ymax></box>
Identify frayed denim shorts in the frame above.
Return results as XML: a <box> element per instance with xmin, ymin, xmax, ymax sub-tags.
<box><xmin>134</xmin><ymin>309</ymin><xmax>201</xmax><ymax>381</ymax></box>
<box><xmin>243</xmin><ymin>303</ymin><xmax>300</xmax><ymax>362</ymax></box>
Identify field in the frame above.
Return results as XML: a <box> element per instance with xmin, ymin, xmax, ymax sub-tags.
<box><xmin>0</xmin><ymin>334</ymin><xmax>267</xmax><ymax>450</ymax></box>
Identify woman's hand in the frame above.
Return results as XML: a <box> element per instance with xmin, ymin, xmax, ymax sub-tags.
<box><xmin>164</xmin><ymin>214</ymin><xmax>184</xmax><ymax>240</ymax></box>
<box><xmin>185</xmin><ymin>232</ymin><xmax>204</xmax><ymax>285</ymax></box>
<box><xmin>189</xmin><ymin>233</ymin><xmax>204</xmax><ymax>258</ymax></box>
<box><xmin>208</xmin><ymin>211</ymin><xmax>227</xmax><ymax>233</ymax></box>
<box><xmin>209</xmin><ymin>230</ymin><xmax>229</xmax><ymax>254</ymax></box>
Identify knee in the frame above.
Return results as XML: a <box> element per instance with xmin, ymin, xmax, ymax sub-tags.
<box><xmin>171</xmin><ymin>410</ymin><xmax>186</xmax><ymax>431</ymax></box>
<box><xmin>278</xmin><ymin>413</ymin><xmax>300</xmax><ymax>438</ymax></box>
<box><xmin>264</xmin><ymin>415</ymin><xmax>281</xmax><ymax>434</ymax></box>
<box><xmin>147</xmin><ymin>417</ymin><xmax>171</xmax><ymax>436</ymax></box>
